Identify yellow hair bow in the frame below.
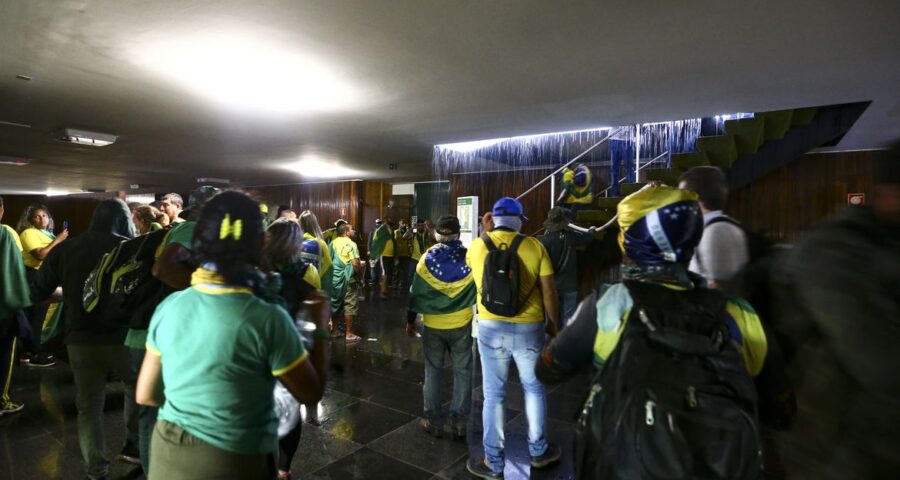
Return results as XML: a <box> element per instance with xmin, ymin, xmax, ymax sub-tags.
<box><xmin>219</xmin><ymin>214</ymin><xmax>243</xmax><ymax>240</ymax></box>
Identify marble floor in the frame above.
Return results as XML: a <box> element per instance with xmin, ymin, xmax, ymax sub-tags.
<box><xmin>1</xmin><ymin>286</ymin><xmax>591</xmax><ymax>479</ymax></box>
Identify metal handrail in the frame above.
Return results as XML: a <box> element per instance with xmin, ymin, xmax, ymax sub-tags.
<box><xmin>515</xmin><ymin>127</ymin><xmax>622</xmax><ymax>202</ymax></box>
<box><xmin>595</xmin><ymin>151</ymin><xmax>669</xmax><ymax>198</ymax></box>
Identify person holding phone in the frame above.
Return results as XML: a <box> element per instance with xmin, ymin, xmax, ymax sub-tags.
<box><xmin>16</xmin><ymin>204</ymin><xmax>68</xmax><ymax>367</ymax></box>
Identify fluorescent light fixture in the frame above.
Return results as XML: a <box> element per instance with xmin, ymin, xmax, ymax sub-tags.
<box><xmin>0</xmin><ymin>155</ymin><xmax>30</xmax><ymax>166</ymax></box>
<box><xmin>132</xmin><ymin>33</ymin><xmax>363</xmax><ymax>115</ymax></box>
<box><xmin>283</xmin><ymin>155</ymin><xmax>361</xmax><ymax>179</ymax></box>
<box><xmin>58</xmin><ymin>128</ymin><xmax>117</xmax><ymax>147</ymax></box>
<box><xmin>197</xmin><ymin>177</ymin><xmax>231</xmax><ymax>185</ymax></box>
<box><xmin>437</xmin><ymin>126</ymin><xmax>612</xmax><ymax>153</ymax></box>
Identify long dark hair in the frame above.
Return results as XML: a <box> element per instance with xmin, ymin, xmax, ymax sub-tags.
<box><xmin>194</xmin><ymin>190</ymin><xmax>264</xmax><ymax>287</ymax></box>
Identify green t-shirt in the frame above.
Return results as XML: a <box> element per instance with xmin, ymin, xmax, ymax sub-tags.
<box><xmin>147</xmin><ymin>285</ymin><xmax>307</xmax><ymax>454</ymax></box>
<box><xmin>126</xmin><ymin>221</ymin><xmax>198</xmax><ymax>349</ymax></box>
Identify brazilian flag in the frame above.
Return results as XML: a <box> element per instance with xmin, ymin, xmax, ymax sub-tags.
<box><xmin>1</xmin><ymin>225</ymin><xmax>30</xmax><ymax>320</ymax></box>
<box><xmin>304</xmin><ymin>233</ymin><xmax>334</xmax><ymax>298</ymax></box>
<box><xmin>368</xmin><ymin>223</ymin><xmax>394</xmax><ymax>260</ymax></box>
<box><xmin>408</xmin><ymin>242</ymin><xmax>476</xmax><ymax>316</ymax></box>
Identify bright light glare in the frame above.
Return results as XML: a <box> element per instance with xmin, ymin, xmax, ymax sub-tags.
<box><xmin>132</xmin><ymin>34</ymin><xmax>362</xmax><ymax>115</ymax></box>
<box><xmin>283</xmin><ymin>157</ymin><xmax>361</xmax><ymax>179</ymax></box>
<box><xmin>437</xmin><ymin>126</ymin><xmax>612</xmax><ymax>153</ymax></box>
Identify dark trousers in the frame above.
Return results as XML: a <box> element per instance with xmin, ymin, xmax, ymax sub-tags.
<box><xmin>397</xmin><ymin>256</ymin><xmax>411</xmax><ymax>289</ymax></box>
<box><xmin>422</xmin><ymin>324</ymin><xmax>473</xmax><ymax>427</ymax></box>
<box><xmin>277</xmin><ymin>419</ymin><xmax>302</xmax><ymax>472</ymax></box>
<box><xmin>21</xmin><ymin>267</ymin><xmax>49</xmax><ymax>354</ymax></box>
<box><xmin>129</xmin><ymin>347</ymin><xmax>157</xmax><ymax>474</ymax></box>
<box><xmin>381</xmin><ymin>257</ymin><xmax>395</xmax><ymax>290</ymax></box>
<box><xmin>1</xmin><ymin>334</ymin><xmax>16</xmax><ymax>406</ymax></box>
<box><xmin>68</xmin><ymin>344</ymin><xmax>139</xmax><ymax>480</ymax></box>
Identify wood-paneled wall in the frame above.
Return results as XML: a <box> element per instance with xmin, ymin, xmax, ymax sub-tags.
<box><xmin>0</xmin><ymin>194</ymin><xmax>105</xmax><ymax>236</ymax></box>
<box><xmin>728</xmin><ymin>150</ymin><xmax>879</xmax><ymax>242</ymax></box>
<box><xmin>449</xmin><ymin>165</ymin><xmax>611</xmax><ymax>234</ymax></box>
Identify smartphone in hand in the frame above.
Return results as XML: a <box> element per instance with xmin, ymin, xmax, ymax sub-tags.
<box><xmin>63</xmin><ymin>220</ymin><xmax>69</xmax><ymax>230</ymax></box>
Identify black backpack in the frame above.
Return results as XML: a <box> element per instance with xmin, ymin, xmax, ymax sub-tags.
<box><xmin>575</xmin><ymin>280</ymin><xmax>762</xmax><ymax>480</ymax></box>
<box><xmin>480</xmin><ymin>232</ymin><xmax>527</xmax><ymax>317</ymax></box>
<box><xmin>83</xmin><ymin>229</ymin><xmax>169</xmax><ymax>328</ymax></box>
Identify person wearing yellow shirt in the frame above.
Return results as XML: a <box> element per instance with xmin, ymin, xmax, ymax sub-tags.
<box><xmin>16</xmin><ymin>204</ymin><xmax>67</xmax><ymax>368</ymax></box>
<box><xmin>330</xmin><ymin>223</ymin><xmax>363</xmax><ymax>343</ymax></box>
<box><xmin>465</xmin><ymin>197</ymin><xmax>561</xmax><ymax>478</ymax></box>
<box><xmin>534</xmin><ymin>186</ymin><xmax>769</xmax><ymax>479</ymax></box>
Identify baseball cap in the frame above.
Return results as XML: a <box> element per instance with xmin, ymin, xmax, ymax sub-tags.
<box><xmin>334</xmin><ymin>219</ymin><xmax>348</xmax><ymax>227</ymax></box>
<box><xmin>375</xmin><ymin>218</ymin><xmax>383</xmax><ymax>225</ymax></box>
<box><xmin>435</xmin><ymin>215</ymin><xmax>461</xmax><ymax>235</ymax></box>
<box><xmin>492</xmin><ymin>197</ymin><xmax>527</xmax><ymax>220</ymax></box>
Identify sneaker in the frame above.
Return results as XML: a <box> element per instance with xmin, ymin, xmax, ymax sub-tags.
<box><xmin>466</xmin><ymin>457</ymin><xmax>503</xmax><ymax>479</ymax></box>
<box><xmin>0</xmin><ymin>401</ymin><xmax>24</xmax><ymax>417</ymax></box>
<box><xmin>24</xmin><ymin>353</ymin><xmax>56</xmax><ymax>368</ymax></box>
<box><xmin>530</xmin><ymin>443</ymin><xmax>562</xmax><ymax>469</ymax></box>
<box><xmin>419</xmin><ymin>418</ymin><xmax>442</xmax><ymax>438</ymax></box>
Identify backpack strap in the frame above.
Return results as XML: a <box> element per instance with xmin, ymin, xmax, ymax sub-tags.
<box><xmin>481</xmin><ymin>232</ymin><xmax>497</xmax><ymax>251</ymax></box>
<box><xmin>705</xmin><ymin>215</ymin><xmax>740</xmax><ymax>228</ymax></box>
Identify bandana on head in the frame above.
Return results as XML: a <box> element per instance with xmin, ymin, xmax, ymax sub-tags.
<box><xmin>617</xmin><ymin>186</ymin><xmax>702</xmax><ymax>265</ymax></box>
<box><xmin>492</xmin><ymin>215</ymin><xmax>522</xmax><ymax>232</ymax></box>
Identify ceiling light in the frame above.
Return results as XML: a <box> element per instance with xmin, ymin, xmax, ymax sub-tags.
<box><xmin>283</xmin><ymin>156</ymin><xmax>361</xmax><ymax>179</ymax></box>
<box><xmin>0</xmin><ymin>155</ymin><xmax>30</xmax><ymax>166</ymax></box>
<box><xmin>132</xmin><ymin>33</ymin><xmax>363</xmax><ymax>115</ymax></box>
<box><xmin>58</xmin><ymin>128</ymin><xmax>117</xmax><ymax>147</ymax></box>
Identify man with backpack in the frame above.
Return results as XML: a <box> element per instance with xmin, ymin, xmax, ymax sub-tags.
<box><xmin>465</xmin><ymin>197</ymin><xmax>561</xmax><ymax>479</ymax></box>
<box><xmin>534</xmin><ymin>186</ymin><xmax>768</xmax><ymax>480</ymax></box>
<box><xmin>678</xmin><ymin>166</ymin><xmax>748</xmax><ymax>291</ymax></box>
<box><xmin>29</xmin><ymin>198</ymin><xmax>139</xmax><ymax>480</ymax></box>
<box><xmin>539</xmin><ymin>206</ymin><xmax>595</xmax><ymax>328</ymax></box>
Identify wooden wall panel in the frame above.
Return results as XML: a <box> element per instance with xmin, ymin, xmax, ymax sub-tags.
<box><xmin>248</xmin><ymin>181</ymin><xmax>362</xmax><ymax>232</ymax></box>
<box><xmin>449</xmin><ymin>165</ymin><xmax>611</xmax><ymax>234</ymax></box>
<box><xmin>728</xmin><ymin>150</ymin><xmax>878</xmax><ymax>242</ymax></box>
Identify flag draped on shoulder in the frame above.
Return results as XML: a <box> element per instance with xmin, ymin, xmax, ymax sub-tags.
<box><xmin>368</xmin><ymin>223</ymin><xmax>394</xmax><ymax>260</ymax></box>
<box><xmin>0</xmin><ymin>225</ymin><xmax>31</xmax><ymax>319</ymax></box>
<box><xmin>408</xmin><ymin>240</ymin><xmax>475</xmax><ymax>315</ymax></box>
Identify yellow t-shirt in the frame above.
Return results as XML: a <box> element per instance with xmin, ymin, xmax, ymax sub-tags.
<box><xmin>302</xmin><ymin>264</ymin><xmax>322</xmax><ymax>290</ymax></box>
<box><xmin>331</xmin><ymin>236</ymin><xmax>359</xmax><ymax>265</ymax></box>
<box><xmin>2</xmin><ymin>224</ymin><xmax>23</xmax><ymax>252</ymax></box>
<box><xmin>374</xmin><ymin>226</ymin><xmax>394</xmax><ymax>258</ymax></box>
<box><xmin>394</xmin><ymin>229</ymin><xmax>411</xmax><ymax>257</ymax></box>
<box><xmin>20</xmin><ymin>227</ymin><xmax>54</xmax><ymax>269</ymax></box>
<box><xmin>466</xmin><ymin>230</ymin><xmax>554</xmax><ymax>323</ymax></box>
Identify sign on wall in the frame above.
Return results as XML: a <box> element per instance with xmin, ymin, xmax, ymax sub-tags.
<box><xmin>848</xmin><ymin>193</ymin><xmax>865</xmax><ymax>206</ymax></box>
<box><xmin>457</xmin><ymin>196</ymin><xmax>479</xmax><ymax>247</ymax></box>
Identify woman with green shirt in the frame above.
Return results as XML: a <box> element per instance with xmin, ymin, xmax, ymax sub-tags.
<box><xmin>136</xmin><ymin>191</ymin><xmax>330</xmax><ymax>480</ymax></box>
<box><xmin>16</xmin><ymin>204</ymin><xmax>67</xmax><ymax>367</ymax></box>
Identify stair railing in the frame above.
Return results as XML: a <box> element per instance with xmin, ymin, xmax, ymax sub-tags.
<box><xmin>515</xmin><ymin>127</ymin><xmax>622</xmax><ymax>207</ymax></box>
<box><xmin>596</xmin><ymin>151</ymin><xmax>669</xmax><ymax>198</ymax></box>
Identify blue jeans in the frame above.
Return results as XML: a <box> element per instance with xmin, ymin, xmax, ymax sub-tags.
<box><xmin>559</xmin><ymin>291</ymin><xmax>579</xmax><ymax>328</ymax></box>
<box><xmin>477</xmin><ymin>320</ymin><xmax>548</xmax><ymax>473</ymax></box>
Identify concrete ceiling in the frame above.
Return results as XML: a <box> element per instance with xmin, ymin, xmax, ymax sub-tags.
<box><xmin>1</xmin><ymin>0</ymin><xmax>898</xmax><ymax>194</ymax></box>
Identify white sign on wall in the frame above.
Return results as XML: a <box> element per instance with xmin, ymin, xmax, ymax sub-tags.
<box><xmin>457</xmin><ymin>196</ymin><xmax>479</xmax><ymax>247</ymax></box>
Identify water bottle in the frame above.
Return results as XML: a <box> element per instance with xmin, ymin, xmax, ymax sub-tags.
<box><xmin>294</xmin><ymin>309</ymin><xmax>317</xmax><ymax>351</ymax></box>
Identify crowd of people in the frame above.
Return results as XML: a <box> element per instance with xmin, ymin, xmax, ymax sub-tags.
<box><xmin>1</xmin><ymin>146</ymin><xmax>898</xmax><ymax>479</ymax></box>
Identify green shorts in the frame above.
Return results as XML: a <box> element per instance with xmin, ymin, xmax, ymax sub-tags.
<box><xmin>341</xmin><ymin>280</ymin><xmax>359</xmax><ymax>316</ymax></box>
<box><xmin>149</xmin><ymin>420</ymin><xmax>273</xmax><ymax>480</ymax></box>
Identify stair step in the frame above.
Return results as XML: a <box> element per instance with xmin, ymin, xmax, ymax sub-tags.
<box><xmin>621</xmin><ymin>182</ymin><xmax>647</xmax><ymax>196</ymax></box>
<box><xmin>696</xmin><ymin>135</ymin><xmax>738</xmax><ymax>168</ymax></box>
<box><xmin>644</xmin><ymin>168</ymin><xmax>682</xmax><ymax>187</ymax></box>
<box><xmin>594</xmin><ymin>196</ymin><xmax>622</xmax><ymax>210</ymax></box>
<box><xmin>575</xmin><ymin>209</ymin><xmax>617</xmax><ymax>226</ymax></box>
<box><xmin>791</xmin><ymin>107</ymin><xmax>818</xmax><ymax>125</ymax></box>
<box><xmin>724</xmin><ymin>118</ymin><xmax>766</xmax><ymax>155</ymax></box>
<box><xmin>756</xmin><ymin>110</ymin><xmax>794</xmax><ymax>140</ymax></box>
<box><xmin>671</xmin><ymin>151</ymin><xmax>711</xmax><ymax>172</ymax></box>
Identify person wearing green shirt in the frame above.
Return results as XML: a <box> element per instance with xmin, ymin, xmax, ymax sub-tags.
<box><xmin>0</xmin><ymin>195</ymin><xmax>29</xmax><ymax>417</ymax></box>
<box><xmin>137</xmin><ymin>191</ymin><xmax>330</xmax><ymax>480</ymax></box>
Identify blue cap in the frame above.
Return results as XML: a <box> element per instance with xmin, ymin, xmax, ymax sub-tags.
<box><xmin>492</xmin><ymin>197</ymin><xmax>528</xmax><ymax>220</ymax></box>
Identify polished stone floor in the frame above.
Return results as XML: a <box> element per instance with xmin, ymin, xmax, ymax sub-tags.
<box><xmin>1</xmin><ymin>287</ymin><xmax>591</xmax><ymax>479</ymax></box>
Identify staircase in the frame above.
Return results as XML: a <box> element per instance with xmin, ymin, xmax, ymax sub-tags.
<box><xmin>574</xmin><ymin>101</ymin><xmax>870</xmax><ymax>229</ymax></box>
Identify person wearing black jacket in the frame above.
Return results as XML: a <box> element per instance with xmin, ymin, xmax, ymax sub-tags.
<box><xmin>30</xmin><ymin>198</ymin><xmax>137</xmax><ymax>480</ymax></box>
<box><xmin>539</xmin><ymin>207</ymin><xmax>595</xmax><ymax>328</ymax></box>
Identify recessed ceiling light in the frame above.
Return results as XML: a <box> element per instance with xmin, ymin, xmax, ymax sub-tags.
<box><xmin>57</xmin><ymin>128</ymin><xmax>117</xmax><ymax>147</ymax></box>
<box><xmin>132</xmin><ymin>32</ymin><xmax>363</xmax><ymax>115</ymax></box>
<box><xmin>0</xmin><ymin>120</ymin><xmax>31</xmax><ymax>129</ymax></box>
<box><xmin>282</xmin><ymin>155</ymin><xmax>361</xmax><ymax>179</ymax></box>
<box><xmin>15</xmin><ymin>74</ymin><xmax>32</xmax><ymax>81</ymax></box>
